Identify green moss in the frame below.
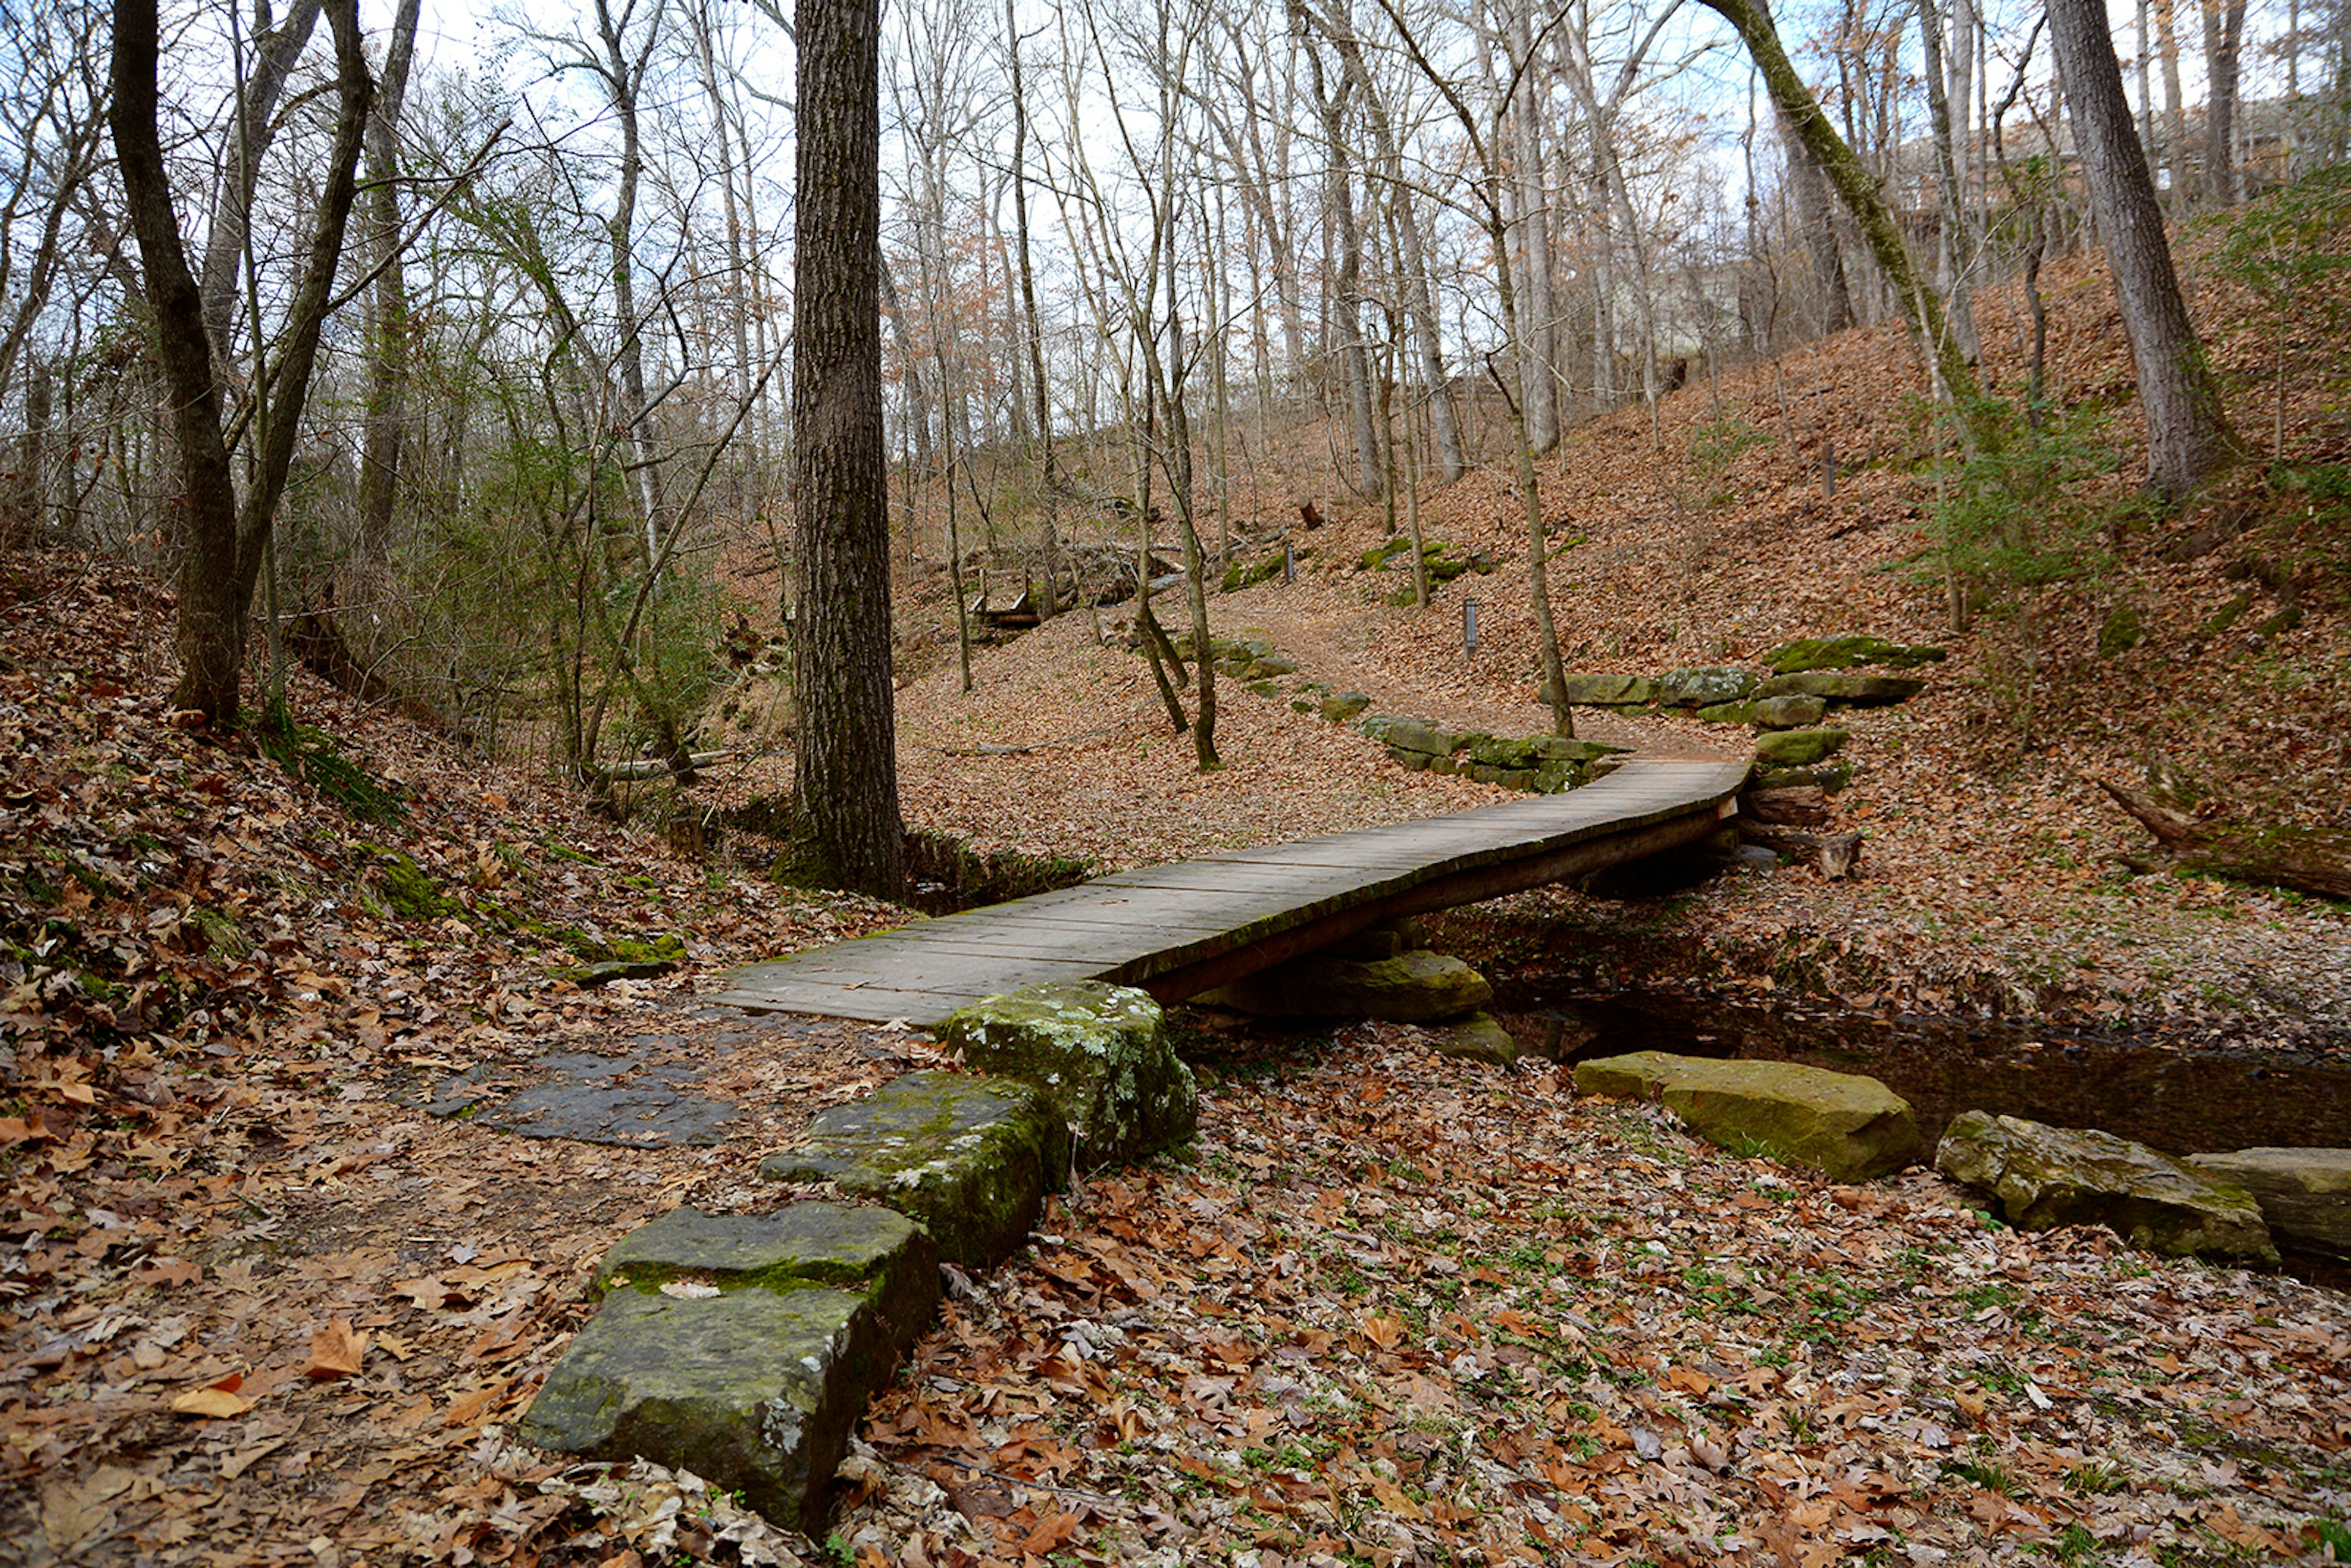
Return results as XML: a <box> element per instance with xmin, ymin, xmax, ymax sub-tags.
<box><xmin>374</xmin><ymin>854</ymin><xmax>454</xmax><ymax>921</ymax></box>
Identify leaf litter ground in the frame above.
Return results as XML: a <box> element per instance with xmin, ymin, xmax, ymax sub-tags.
<box><xmin>10</xmin><ymin>227</ymin><xmax>2351</xmax><ymax>1565</ymax></box>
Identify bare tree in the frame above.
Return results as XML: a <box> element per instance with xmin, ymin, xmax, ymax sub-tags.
<box><xmin>112</xmin><ymin>0</ymin><xmax>373</xmax><ymax>724</ymax></box>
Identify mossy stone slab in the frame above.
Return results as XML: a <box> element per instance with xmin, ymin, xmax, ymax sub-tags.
<box><xmin>1659</xmin><ymin>666</ymin><xmax>1759</xmax><ymax>708</ymax></box>
<box><xmin>514</xmin><ymin>1284</ymin><xmax>898</xmax><ymax>1533</ymax></box>
<box><xmin>1750</xmin><ymin>694</ymin><xmax>1829</xmax><ymax>730</ymax></box>
<box><xmin>1198</xmin><ymin>949</ymin><xmax>1492</xmax><ymax>1022</ymax></box>
<box><xmin>1939</xmin><ymin>1112</ymin><xmax>2276</xmax><ymax>1262</ymax></box>
<box><xmin>1575</xmin><ymin>1051</ymin><xmax>1921</xmax><ymax>1182</ymax></box>
<box><xmin>2185</xmin><ymin>1149</ymin><xmax>2351</xmax><ymax>1256</ymax></box>
<box><xmin>939</xmin><ymin>981</ymin><xmax>1199</xmax><ymax>1171</ymax></box>
<box><xmin>1554</xmin><ymin>673</ymin><xmax>1657</xmax><ymax>707</ymax></box>
<box><xmin>757</xmin><ymin>1071</ymin><xmax>1068</xmax><ymax>1269</ymax></box>
<box><xmin>594</xmin><ymin>1201</ymin><xmax>938</xmax><ymax>1306</ymax></box>
<box><xmin>1380</xmin><ymin>719</ymin><xmax>1460</xmax><ymax>757</ymax></box>
<box><xmin>1753</xmin><ymin>727</ymin><xmax>1848</xmax><ymax>767</ymax></box>
<box><xmin>1761</xmin><ymin>635</ymin><xmax>1946</xmax><ymax>673</ymax></box>
<box><xmin>1695</xmin><ymin>700</ymin><xmax>1756</xmax><ymax>725</ymax></box>
<box><xmin>1321</xmin><ymin>691</ymin><xmax>1373</xmax><ymax>722</ymax></box>
<box><xmin>1754</xmin><ymin>671</ymin><xmax>1925</xmax><ymax>704</ymax></box>
<box><xmin>1433</xmin><ymin>1013</ymin><xmax>1521</xmax><ymax>1067</ymax></box>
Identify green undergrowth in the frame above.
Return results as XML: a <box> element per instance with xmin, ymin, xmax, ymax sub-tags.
<box><xmin>249</xmin><ymin>700</ymin><xmax>405</xmax><ymax>822</ymax></box>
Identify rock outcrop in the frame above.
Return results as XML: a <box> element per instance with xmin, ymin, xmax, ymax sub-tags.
<box><xmin>1935</xmin><ymin>1111</ymin><xmax>2278</xmax><ymax>1262</ymax></box>
<box><xmin>2186</xmin><ymin>1147</ymin><xmax>2351</xmax><ymax>1256</ymax></box>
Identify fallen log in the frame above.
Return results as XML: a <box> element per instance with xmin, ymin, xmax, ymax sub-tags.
<box><xmin>1738</xmin><ymin>821</ymin><xmax>1864</xmax><ymax>879</ymax></box>
<box><xmin>2096</xmin><ymin>780</ymin><xmax>2351</xmax><ymax>901</ymax></box>
<box><xmin>597</xmin><ymin>749</ymin><xmax>735</xmax><ymax>782</ymax></box>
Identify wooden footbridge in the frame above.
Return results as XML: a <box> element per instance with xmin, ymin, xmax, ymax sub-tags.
<box><xmin>713</xmin><ymin>758</ymin><xmax>1750</xmax><ymax>1029</ymax></box>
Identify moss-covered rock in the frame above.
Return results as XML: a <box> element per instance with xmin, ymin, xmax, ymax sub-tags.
<box><xmin>1761</xmin><ymin>635</ymin><xmax>1945</xmax><ymax>673</ymax></box>
<box><xmin>1321</xmin><ymin>691</ymin><xmax>1373</xmax><ymax>722</ymax></box>
<box><xmin>1695</xmin><ymin>700</ymin><xmax>1756</xmax><ymax>724</ymax></box>
<box><xmin>1379</xmin><ymin>718</ymin><xmax>1459</xmax><ymax>757</ymax></box>
<box><xmin>2184</xmin><ymin>1148</ymin><xmax>2351</xmax><ymax>1256</ymax></box>
<box><xmin>1553</xmin><ymin>673</ymin><xmax>1657</xmax><ymax>707</ymax></box>
<box><xmin>757</xmin><ymin>1072</ymin><xmax>1068</xmax><ymax>1268</ymax></box>
<box><xmin>1754</xmin><ymin>672</ymin><xmax>1925</xmax><ymax>704</ymax></box>
<box><xmin>1750</xmin><ymin>694</ymin><xmax>1829</xmax><ymax>730</ymax></box>
<box><xmin>1574</xmin><ymin>1051</ymin><xmax>1921</xmax><ymax>1182</ymax></box>
<box><xmin>939</xmin><ymin>982</ymin><xmax>1198</xmax><ymax>1171</ymax></box>
<box><xmin>1937</xmin><ymin>1112</ymin><xmax>2276</xmax><ymax>1262</ymax></box>
<box><xmin>519</xmin><ymin>1199</ymin><xmax>937</xmax><ymax>1533</ymax></box>
<box><xmin>1754</xmin><ymin>727</ymin><xmax>1849</xmax><ymax>767</ymax></box>
<box><xmin>514</xmin><ymin>1286</ymin><xmax>895</xmax><ymax>1532</ymax></box>
<box><xmin>1659</xmin><ymin>666</ymin><xmax>1759</xmax><ymax>708</ymax></box>
<box><xmin>1434</xmin><ymin>1013</ymin><xmax>1520</xmax><ymax>1067</ymax></box>
<box><xmin>593</xmin><ymin>1202</ymin><xmax>937</xmax><ymax>1301</ymax></box>
<box><xmin>1198</xmin><ymin>950</ymin><xmax>1492</xmax><ymax>1022</ymax></box>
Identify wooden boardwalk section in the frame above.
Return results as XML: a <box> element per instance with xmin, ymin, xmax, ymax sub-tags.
<box><xmin>713</xmin><ymin>758</ymin><xmax>1750</xmax><ymax>1028</ymax></box>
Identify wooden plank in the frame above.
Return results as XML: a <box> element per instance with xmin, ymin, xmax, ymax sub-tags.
<box><xmin>713</xmin><ymin>759</ymin><xmax>1752</xmax><ymax>1026</ymax></box>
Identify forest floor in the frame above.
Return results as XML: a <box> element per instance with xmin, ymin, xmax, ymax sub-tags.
<box><xmin>6</xmin><ymin>222</ymin><xmax>2351</xmax><ymax>1566</ymax></box>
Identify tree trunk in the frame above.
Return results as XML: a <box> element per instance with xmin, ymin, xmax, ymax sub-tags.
<box><xmin>113</xmin><ymin>0</ymin><xmax>372</xmax><ymax>725</ymax></box>
<box><xmin>1698</xmin><ymin>0</ymin><xmax>1982</xmax><ymax>424</ymax></box>
<box><xmin>2045</xmin><ymin>0</ymin><xmax>2241</xmax><ymax>493</ymax></box>
<box><xmin>1780</xmin><ymin>110</ymin><xmax>1854</xmax><ymax>332</ymax></box>
<box><xmin>355</xmin><ymin>0</ymin><xmax>424</xmax><ymax>565</ymax></box>
<box><xmin>2197</xmin><ymin>0</ymin><xmax>2247</xmax><ymax>205</ymax></box>
<box><xmin>198</xmin><ymin>0</ymin><xmax>326</xmax><ymax>361</ymax></box>
<box><xmin>791</xmin><ymin>0</ymin><xmax>905</xmax><ymax>897</ymax></box>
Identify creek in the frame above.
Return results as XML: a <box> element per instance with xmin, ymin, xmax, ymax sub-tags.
<box><xmin>1490</xmin><ymin>981</ymin><xmax>2351</xmax><ymax>1286</ymax></box>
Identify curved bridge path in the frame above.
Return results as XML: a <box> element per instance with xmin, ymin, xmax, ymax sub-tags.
<box><xmin>713</xmin><ymin>757</ymin><xmax>1750</xmax><ymax>1029</ymax></box>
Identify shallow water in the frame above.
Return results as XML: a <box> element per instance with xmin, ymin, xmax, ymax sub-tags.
<box><xmin>1492</xmin><ymin>983</ymin><xmax>2350</xmax><ymax>1152</ymax></box>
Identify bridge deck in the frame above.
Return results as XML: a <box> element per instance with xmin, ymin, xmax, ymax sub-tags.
<box><xmin>712</xmin><ymin>757</ymin><xmax>1749</xmax><ymax>1027</ymax></box>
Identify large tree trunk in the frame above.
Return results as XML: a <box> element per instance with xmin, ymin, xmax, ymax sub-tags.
<box><xmin>2045</xmin><ymin>0</ymin><xmax>2241</xmax><ymax>493</ymax></box>
<box><xmin>791</xmin><ymin>0</ymin><xmax>905</xmax><ymax>897</ymax></box>
<box><xmin>114</xmin><ymin>0</ymin><xmax>372</xmax><ymax>724</ymax></box>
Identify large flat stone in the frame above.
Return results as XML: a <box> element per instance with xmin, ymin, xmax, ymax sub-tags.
<box><xmin>519</xmin><ymin>1199</ymin><xmax>938</xmax><ymax>1533</ymax></box>
<box><xmin>758</xmin><ymin>1071</ymin><xmax>1068</xmax><ymax>1268</ymax></box>
<box><xmin>1753</xmin><ymin>727</ymin><xmax>1849</xmax><ymax>767</ymax></box>
<box><xmin>1554</xmin><ymin>673</ymin><xmax>1657</xmax><ymax>707</ymax></box>
<box><xmin>940</xmin><ymin>981</ymin><xmax>1198</xmax><ymax>1170</ymax></box>
<box><xmin>1575</xmin><ymin>1051</ymin><xmax>1921</xmax><ymax>1182</ymax></box>
<box><xmin>1937</xmin><ymin>1111</ymin><xmax>2277</xmax><ymax>1262</ymax></box>
<box><xmin>1659</xmin><ymin>666</ymin><xmax>1759</xmax><ymax>708</ymax></box>
<box><xmin>516</xmin><ymin>1286</ymin><xmax>894</xmax><ymax>1532</ymax></box>
<box><xmin>594</xmin><ymin>1201</ymin><xmax>936</xmax><ymax>1299</ymax></box>
<box><xmin>1754</xmin><ymin>671</ymin><xmax>1925</xmax><ymax>704</ymax></box>
<box><xmin>2185</xmin><ymin>1148</ymin><xmax>2351</xmax><ymax>1256</ymax></box>
<box><xmin>1196</xmin><ymin>949</ymin><xmax>1493</xmax><ymax>1022</ymax></box>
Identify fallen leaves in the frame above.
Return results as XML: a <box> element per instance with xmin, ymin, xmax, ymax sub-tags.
<box><xmin>305</xmin><ymin>1319</ymin><xmax>366</xmax><ymax>1380</ymax></box>
<box><xmin>841</xmin><ymin>1026</ymin><xmax>2341</xmax><ymax>1566</ymax></box>
<box><xmin>171</xmin><ymin>1376</ymin><xmax>253</xmax><ymax>1420</ymax></box>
